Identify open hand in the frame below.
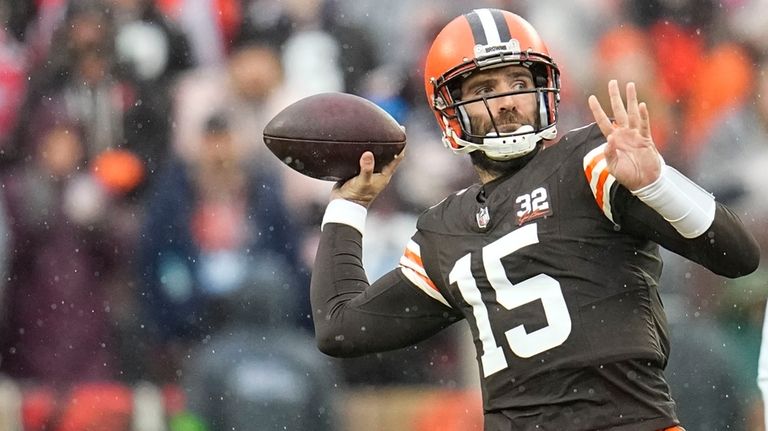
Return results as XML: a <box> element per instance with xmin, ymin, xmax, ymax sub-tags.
<box><xmin>588</xmin><ymin>80</ymin><xmax>662</xmax><ymax>191</ymax></box>
<box><xmin>331</xmin><ymin>150</ymin><xmax>404</xmax><ymax>208</ymax></box>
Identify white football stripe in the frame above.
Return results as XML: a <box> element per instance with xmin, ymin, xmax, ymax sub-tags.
<box><xmin>475</xmin><ymin>9</ymin><xmax>502</xmax><ymax>45</ymax></box>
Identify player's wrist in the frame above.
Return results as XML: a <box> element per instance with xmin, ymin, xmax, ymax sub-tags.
<box><xmin>330</xmin><ymin>192</ymin><xmax>373</xmax><ymax>209</ymax></box>
<box><xmin>321</xmin><ymin>198</ymin><xmax>368</xmax><ymax>234</ymax></box>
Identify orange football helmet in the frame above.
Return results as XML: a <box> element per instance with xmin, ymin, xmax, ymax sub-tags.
<box><xmin>424</xmin><ymin>9</ymin><xmax>560</xmax><ymax>160</ymax></box>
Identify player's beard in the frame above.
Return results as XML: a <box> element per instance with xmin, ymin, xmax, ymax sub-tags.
<box><xmin>470</xmin><ymin>143</ymin><xmax>541</xmax><ymax>179</ymax></box>
<box><xmin>470</xmin><ymin>110</ymin><xmax>533</xmax><ymax>137</ymax></box>
<box><xmin>468</xmin><ymin>110</ymin><xmax>540</xmax><ymax>178</ymax></box>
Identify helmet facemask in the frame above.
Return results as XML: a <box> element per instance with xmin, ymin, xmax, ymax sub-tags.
<box><xmin>431</xmin><ymin>52</ymin><xmax>560</xmax><ymax>160</ymax></box>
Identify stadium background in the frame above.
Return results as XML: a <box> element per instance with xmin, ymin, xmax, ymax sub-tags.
<box><xmin>0</xmin><ymin>0</ymin><xmax>767</xmax><ymax>429</ymax></box>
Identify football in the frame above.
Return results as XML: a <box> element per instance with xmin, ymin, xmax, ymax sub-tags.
<box><xmin>263</xmin><ymin>92</ymin><xmax>406</xmax><ymax>181</ymax></box>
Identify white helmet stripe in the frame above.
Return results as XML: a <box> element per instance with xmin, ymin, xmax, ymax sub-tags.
<box><xmin>474</xmin><ymin>9</ymin><xmax>502</xmax><ymax>45</ymax></box>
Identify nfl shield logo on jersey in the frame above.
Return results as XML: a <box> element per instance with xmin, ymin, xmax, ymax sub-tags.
<box><xmin>476</xmin><ymin>206</ymin><xmax>490</xmax><ymax>229</ymax></box>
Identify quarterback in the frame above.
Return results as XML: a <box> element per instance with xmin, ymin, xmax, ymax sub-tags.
<box><xmin>310</xmin><ymin>8</ymin><xmax>760</xmax><ymax>430</ymax></box>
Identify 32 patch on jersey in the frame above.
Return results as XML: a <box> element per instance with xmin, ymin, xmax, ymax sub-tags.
<box><xmin>515</xmin><ymin>186</ymin><xmax>553</xmax><ymax>225</ymax></box>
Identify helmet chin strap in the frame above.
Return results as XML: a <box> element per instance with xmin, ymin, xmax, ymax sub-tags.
<box><xmin>442</xmin><ymin>122</ymin><xmax>557</xmax><ymax>160</ymax></box>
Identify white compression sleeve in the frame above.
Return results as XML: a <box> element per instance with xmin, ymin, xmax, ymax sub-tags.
<box><xmin>631</xmin><ymin>161</ymin><xmax>716</xmax><ymax>239</ymax></box>
<box><xmin>321</xmin><ymin>199</ymin><xmax>367</xmax><ymax>235</ymax></box>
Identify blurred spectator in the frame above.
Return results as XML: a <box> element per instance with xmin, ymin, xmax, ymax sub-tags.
<box><xmin>525</xmin><ymin>0</ymin><xmax>623</xmax><ymax>132</ymax></box>
<box><xmin>727</xmin><ymin>0</ymin><xmax>768</xmax><ymax>55</ymax></box>
<box><xmin>15</xmin><ymin>1</ymin><xmax>174</xmax><ymax>193</ymax></box>
<box><xmin>0</xmin><ymin>20</ymin><xmax>27</xmax><ymax>155</ymax></box>
<box><xmin>110</xmin><ymin>0</ymin><xmax>195</xmax><ymax>83</ymax></box>
<box><xmin>169</xmin><ymin>0</ymin><xmax>240</xmax><ymax>67</ymax></box>
<box><xmin>692</xmin><ymin>57</ymin><xmax>768</xmax><ymax>231</ymax></box>
<box><xmin>0</xmin><ymin>189</ymin><xmax>9</xmax><ymax>324</ymax></box>
<box><xmin>172</xmin><ymin>41</ymin><xmax>284</xmax><ymax>168</ymax></box>
<box><xmin>0</xmin><ymin>0</ymin><xmax>37</xmax><ymax>42</ymax></box>
<box><xmin>182</xmin><ymin>255</ymin><xmax>338</xmax><ymax>431</ymax></box>
<box><xmin>688</xmin><ymin>54</ymin><xmax>768</xmax><ymax>421</ymax></box>
<box><xmin>590</xmin><ymin>25</ymin><xmax>674</xmax><ymax>157</ymax></box>
<box><xmin>621</xmin><ymin>0</ymin><xmax>755</xmax><ymax>172</ymax></box>
<box><xmin>17</xmin><ymin>3</ymin><xmax>116</xmax><ymax>153</ymax></box>
<box><xmin>109</xmin><ymin>0</ymin><xmax>196</xmax><ymax>188</ymax></box>
<box><xmin>713</xmin><ymin>269</ymin><xmax>768</xmax><ymax>430</ymax></box>
<box><xmin>0</xmin><ymin>123</ymin><xmax>121</xmax><ymax>386</ymax></box>
<box><xmin>238</xmin><ymin>0</ymin><xmax>378</xmax><ymax>95</ymax></box>
<box><xmin>21</xmin><ymin>0</ymin><xmax>68</xmax><ymax>67</ymax></box>
<box><xmin>663</xmin><ymin>290</ymin><xmax>750</xmax><ymax>431</ymax></box>
<box><xmin>138</xmin><ymin>113</ymin><xmax>306</xmax><ymax>381</ymax></box>
<box><xmin>676</xmin><ymin>40</ymin><xmax>753</xmax><ymax>165</ymax></box>
<box><xmin>172</xmin><ymin>40</ymin><xmax>334</xmax><ymax>227</ymax></box>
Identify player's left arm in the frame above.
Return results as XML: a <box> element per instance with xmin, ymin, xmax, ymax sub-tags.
<box><xmin>615</xmin><ymin>192</ymin><xmax>759</xmax><ymax>277</ymax></box>
<box><xmin>588</xmin><ymin>80</ymin><xmax>760</xmax><ymax>277</ymax></box>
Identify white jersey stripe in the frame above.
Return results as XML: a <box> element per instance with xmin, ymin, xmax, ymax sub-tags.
<box><xmin>601</xmin><ymin>175</ymin><xmax>616</xmax><ymax>223</ymax></box>
<box><xmin>583</xmin><ymin>143</ymin><xmax>617</xmax><ymax>222</ymax></box>
<box><xmin>399</xmin><ymin>267</ymin><xmax>451</xmax><ymax>307</ymax></box>
<box><xmin>406</xmin><ymin>239</ymin><xmax>421</xmax><ymax>255</ymax></box>
<box><xmin>399</xmin><ymin>255</ymin><xmax>428</xmax><ymax>278</ymax></box>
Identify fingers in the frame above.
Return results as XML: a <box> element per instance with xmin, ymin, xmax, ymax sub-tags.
<box><xmin>625</xmin><ymin>82</ymin><xmax>639</xmax><ymax>129</ymax></box>
<box><xmin>358</xmin><ymin>151</ymin><xmax>374</xmax><ymax>181</ymax></box>
<box><xmin>382</xmin><ymin>149</ymin><xmax>405</xmax><ymax>177</ymax></box>
<box><xmin>588</xmin><ymin>94</ymin><xmax>613</xmax><ymax>138</ymax></box>
<box><xmin>638</xmin><ymin>102</ymin><xmax>651</xmax><ymax>139</ymax></box>
<box><xmin>608</xmin><ymin>80</ymin><xmax>628</xmax><ymax>127</ymax></box>
<box><xmin>590</xmin><ymin>80</ymin><xmax>650</xmax><ymax>138</ymax></box>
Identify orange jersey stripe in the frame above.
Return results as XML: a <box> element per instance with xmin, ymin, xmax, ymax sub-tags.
<box><xmin>404</xmin><ymin>248</ymin><xmax>424</xmax><ymax>269</ymax></box>
<box><xmin>411</xmin><ymin>268</ymin><xmax>439</xmax><ymax>292</ymax></box>
<box><xmin>584</xmin><ymin>151</ymin><xmax>605</xmax><ymax>183</ymax></box>
<box><xmin>594</xmin><ymin>166</ymin><xmax>611</xmax><ymax>210</ymax></box>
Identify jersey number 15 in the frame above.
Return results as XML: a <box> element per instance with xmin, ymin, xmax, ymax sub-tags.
<box><xmin>448</xmin><ymin>223</ymin><xmax>572</xmax><ymax>377</ymax></box>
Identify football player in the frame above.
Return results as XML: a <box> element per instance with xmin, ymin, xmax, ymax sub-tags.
<box><xmin>310</xmin><ymin>8</ymin><xmax>760</xmax><ymax>430</ymax></box>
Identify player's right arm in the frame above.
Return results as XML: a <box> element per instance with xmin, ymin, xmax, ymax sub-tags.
<box><xmin>310</xmin><ymin>152</ymin><xmax>459</xmax><ymax>357</ymax></box>
<box><xmin>311</xmin><ymin>221</ymin><xmax>458</xmax><ymax>357</ymax></box>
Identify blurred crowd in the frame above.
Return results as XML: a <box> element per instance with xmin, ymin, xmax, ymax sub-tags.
<box><xmin>0</xmin><ymin>0</ymin><xmax>767</xmax><ymax>430</ymax></box>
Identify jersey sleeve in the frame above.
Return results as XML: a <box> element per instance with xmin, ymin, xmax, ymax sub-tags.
<box><xmin>583</xmin><ymin>142</ymin><xmax>619</xmax><ymax>223</ymax></box>
<box><xmin>399</xmin><ymin>239</ymin><xmax>452</xmax><ymax>307</ymax></box>
<box><xmin>311</xmin><ymin>217</ymin><xmax>459</xmax><ymax>358</ymax></box>
<box><xmin>582</xmin><ymin>142</ymin><xmax>759</xmax><ymax>278</ymax></box>
<box><xmin>616</xmin><ymin>196</ymin><xmax>759</xmax><ymax>278</ymax></box>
